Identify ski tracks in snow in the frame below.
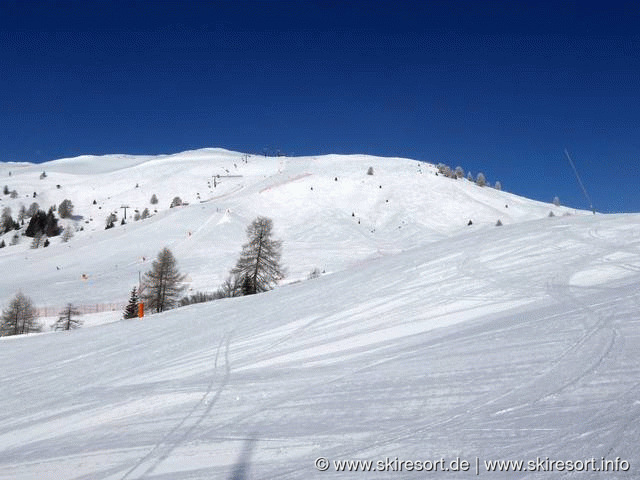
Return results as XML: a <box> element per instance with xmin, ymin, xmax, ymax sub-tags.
<box><xmin>116</xmin><ymin>333</ymin><xmax>232</xmax><ymax>480</ymax></box>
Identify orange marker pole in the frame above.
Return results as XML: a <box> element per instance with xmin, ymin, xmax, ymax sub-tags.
<box><xmin>138</xmin><ymin>302</ymin><xmax>144</xmax><ymax>318</ymax></box>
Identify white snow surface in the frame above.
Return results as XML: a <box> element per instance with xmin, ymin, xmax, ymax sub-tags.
<box><xmin>0</xmin><ymin>149</ymin><xmax>639</xmax><ymax>478</ymax></box>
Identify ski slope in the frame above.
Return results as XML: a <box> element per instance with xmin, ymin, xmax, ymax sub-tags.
<box><xmin>1</xmin><ymin>150</ymin><xmax>639</xmax><ymax>479</ymax></box>
<box><xmin>0</xmin><ymin>149</ymin><xmax>575</xmax><ymax>308</ymax></box>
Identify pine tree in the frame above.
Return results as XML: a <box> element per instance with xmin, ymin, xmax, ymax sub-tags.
<box><xmin>230</xmin><ymin>216</ymin><xmax>285</xmax><ymax>295</ymax></box>
<box><xmin>142</xmin><ymin>247</ymin><xmax>186</xmax><ymax>313</ymax></box>
<box><xmin>45</xmin><ymin>208</ymin><xmax>61</xmax><ymax>237</ymax></box>
<box><xmin>476</xmin><ymin>172</ymin><xmax>486</xmax><ymax>187</ymax></box>
<box><xmin>1</xmin><ymin>292</ymin><xmax>40</xmax><ymax>336</ymax></box>
<box><xmin>123</xmin><ymin>287</ymin><xmax>140</xmax><ymax>319</ymax></box>
<box><xmin>150</xmin><ymin>194</ymin><xmax>158</xmax><ymax>204</ymax></box>
<box><xmin>53</xmin><ymin>303</ymin><xmax>82</xmax><ymax>331</ymax></box>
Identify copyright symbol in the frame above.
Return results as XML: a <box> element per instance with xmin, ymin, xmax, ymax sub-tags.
<box><xmin>315</xmin><ymin>457</ymin><xmax>330</xmax><ymax>471</ymax></box>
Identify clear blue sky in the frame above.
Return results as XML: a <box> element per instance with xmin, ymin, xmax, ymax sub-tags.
<box><xmin>1</xmin><ymin>1</ymin><xmax>639</xmax><ymax>212</ymax></box>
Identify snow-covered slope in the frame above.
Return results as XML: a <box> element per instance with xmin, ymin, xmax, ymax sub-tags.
<box><xmin>1</xmin><ymin>149</ymin><xmax>638</xmax><ymax>479</ymax></box>
<box><xmin>0</xmin><ymin>213</ymin><xmax>639</xmax><ymax>479</ymax></box>
<box><xmin>0</xmin><ymin>149</ymin><xmax>576</xmax><ymax>308</ymax></box>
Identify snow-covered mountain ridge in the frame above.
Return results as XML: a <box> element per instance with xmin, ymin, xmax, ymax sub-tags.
<box><xmin>1</xmin><ymin>148</ymin><xmax>577</xmax><ymax>307</ymax></box>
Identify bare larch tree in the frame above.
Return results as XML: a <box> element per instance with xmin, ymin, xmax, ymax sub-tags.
<box><xmin>1</xmin><ymin>292</ymin><xmax>40</xmax><ymax>336</ymax></box>
<box><xmin>230</xmin><ymin>216</ymin><xmax>284</xmax><ymax>295</ymax></box>
<box><xmin>142</xmin><ymin>247</ymin><xmax>186</xmax><ymax>313</ymax></box>
<box><xmin>54</xmin><ymin>303</ymin><xmax>83</xmax><ymax>331</ymax></box>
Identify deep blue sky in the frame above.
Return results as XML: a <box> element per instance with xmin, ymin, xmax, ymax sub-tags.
<box><xmin>1</xmin><ymin>1</ymin><xmax>639</xmax><ymax>212</ymax></box>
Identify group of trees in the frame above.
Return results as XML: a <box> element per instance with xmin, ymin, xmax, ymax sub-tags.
<box><xmin>126</xmin><ymin>216</ymin><xmax>285</xmax><ymax>317</ymax></box>
<box><xmin>0</xmin><ymin>294</ymin><xmax>82</xmax><ymax>337</ymax></box>
<box><xmin>0</xmin><ymin>192</ymin><xmax>86</xmax><ymax>249</ymax></box>
<box><xmin>3</xmin><ymin>185</ymin><xmax>18</xmax><ymax>198</ymax></box>
<box><xmin>436</xmin><ymin>163</ymin><xmax>501</xmax><ymax>189</ymax></box>
<box><xmin>106</xmin><ymin>207</ymin><xmax>151</xmax><ymax>228</ymax></box>
<box><xmin>2</xmin><ymin>215</ymin><xmax>284</xmax><ymax>332</ymax></box>
<box><xmin>0</xmin><ymin>199</ymin><xmax>73</xmax><ymax>248</ymax></box>
<box><xmin>25</xmin><ymin>208</ymin><xmax>61</xmax><ymax>238</ymax></box>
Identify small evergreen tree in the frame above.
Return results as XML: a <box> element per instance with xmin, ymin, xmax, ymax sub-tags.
<box><xmin>0</xmin><ymin>239</ymin><xmax>5</xmax><ymax>248</ymax></box>
<box><xmin>142</xmin><ymin>247</ymin><xmax>186</xmax><ymax>313</ymax></box>
<box><xmin>494</xmin><ymin>181</ymin><xmax>502</xmax><ymax>191</ymax></box>
<box><xmin>150</xmin><ymin>194</ymin><xmax>158</xmax><ymax>204</ymax></box>
<box><xmin>241</xmin><ymin>275</ymin><xmax>255</xmax><ymax>296</ymax></box>
<box><xmin>553</xmin><ymin>196</ymin><xmax>561</xmax><ymax>206</ymax></box>
<box><xmin>123</xmin><ymin>287</ymin><xmax>139</xmax><ymax>319</ymax></box>
<box><xmin>9</xmin><ymin>190</ymin><xmax>17</xmax><ymax>199</ymax></box>
<box><xmin>170</xmin><ymin>196</ymin><xmax>182</xmax><ymax>208</ymax></box>
<box><xmin>53</xmin><ymin>303</ymin><xmax>82</xmax><ymax>331</ymax></box>
<box><xmin>367</xmin><ymin>166</ymin><xmax>374</xmax><ymax>175</ymax></box>
<box><xmin>2</xmin><ymin>185</ymin><xmax>8</xmax><ymax>195</ymax></box>
<box><xmin>466</xmin><ymin>171</ymin><xmax>473</xmax><ymax>181</ymax></box>
<box><xmin>476</xmin><ymin>172</ymin><xmax>486</xmax><ymax>186</ymax></box>
<box><xmin>1</xmin><ymin>292</ymin><xmax>40</xmax><ymax>336</ymax></box>
<box><xmin>454</xmin><ymin>166</ymin><xmax>465</xmax><ymax>178</ymax></box>
<box><xmin>141</xmin><ymin>208</ymin><xmax>151</xmax><ymax>219</ymax></box>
